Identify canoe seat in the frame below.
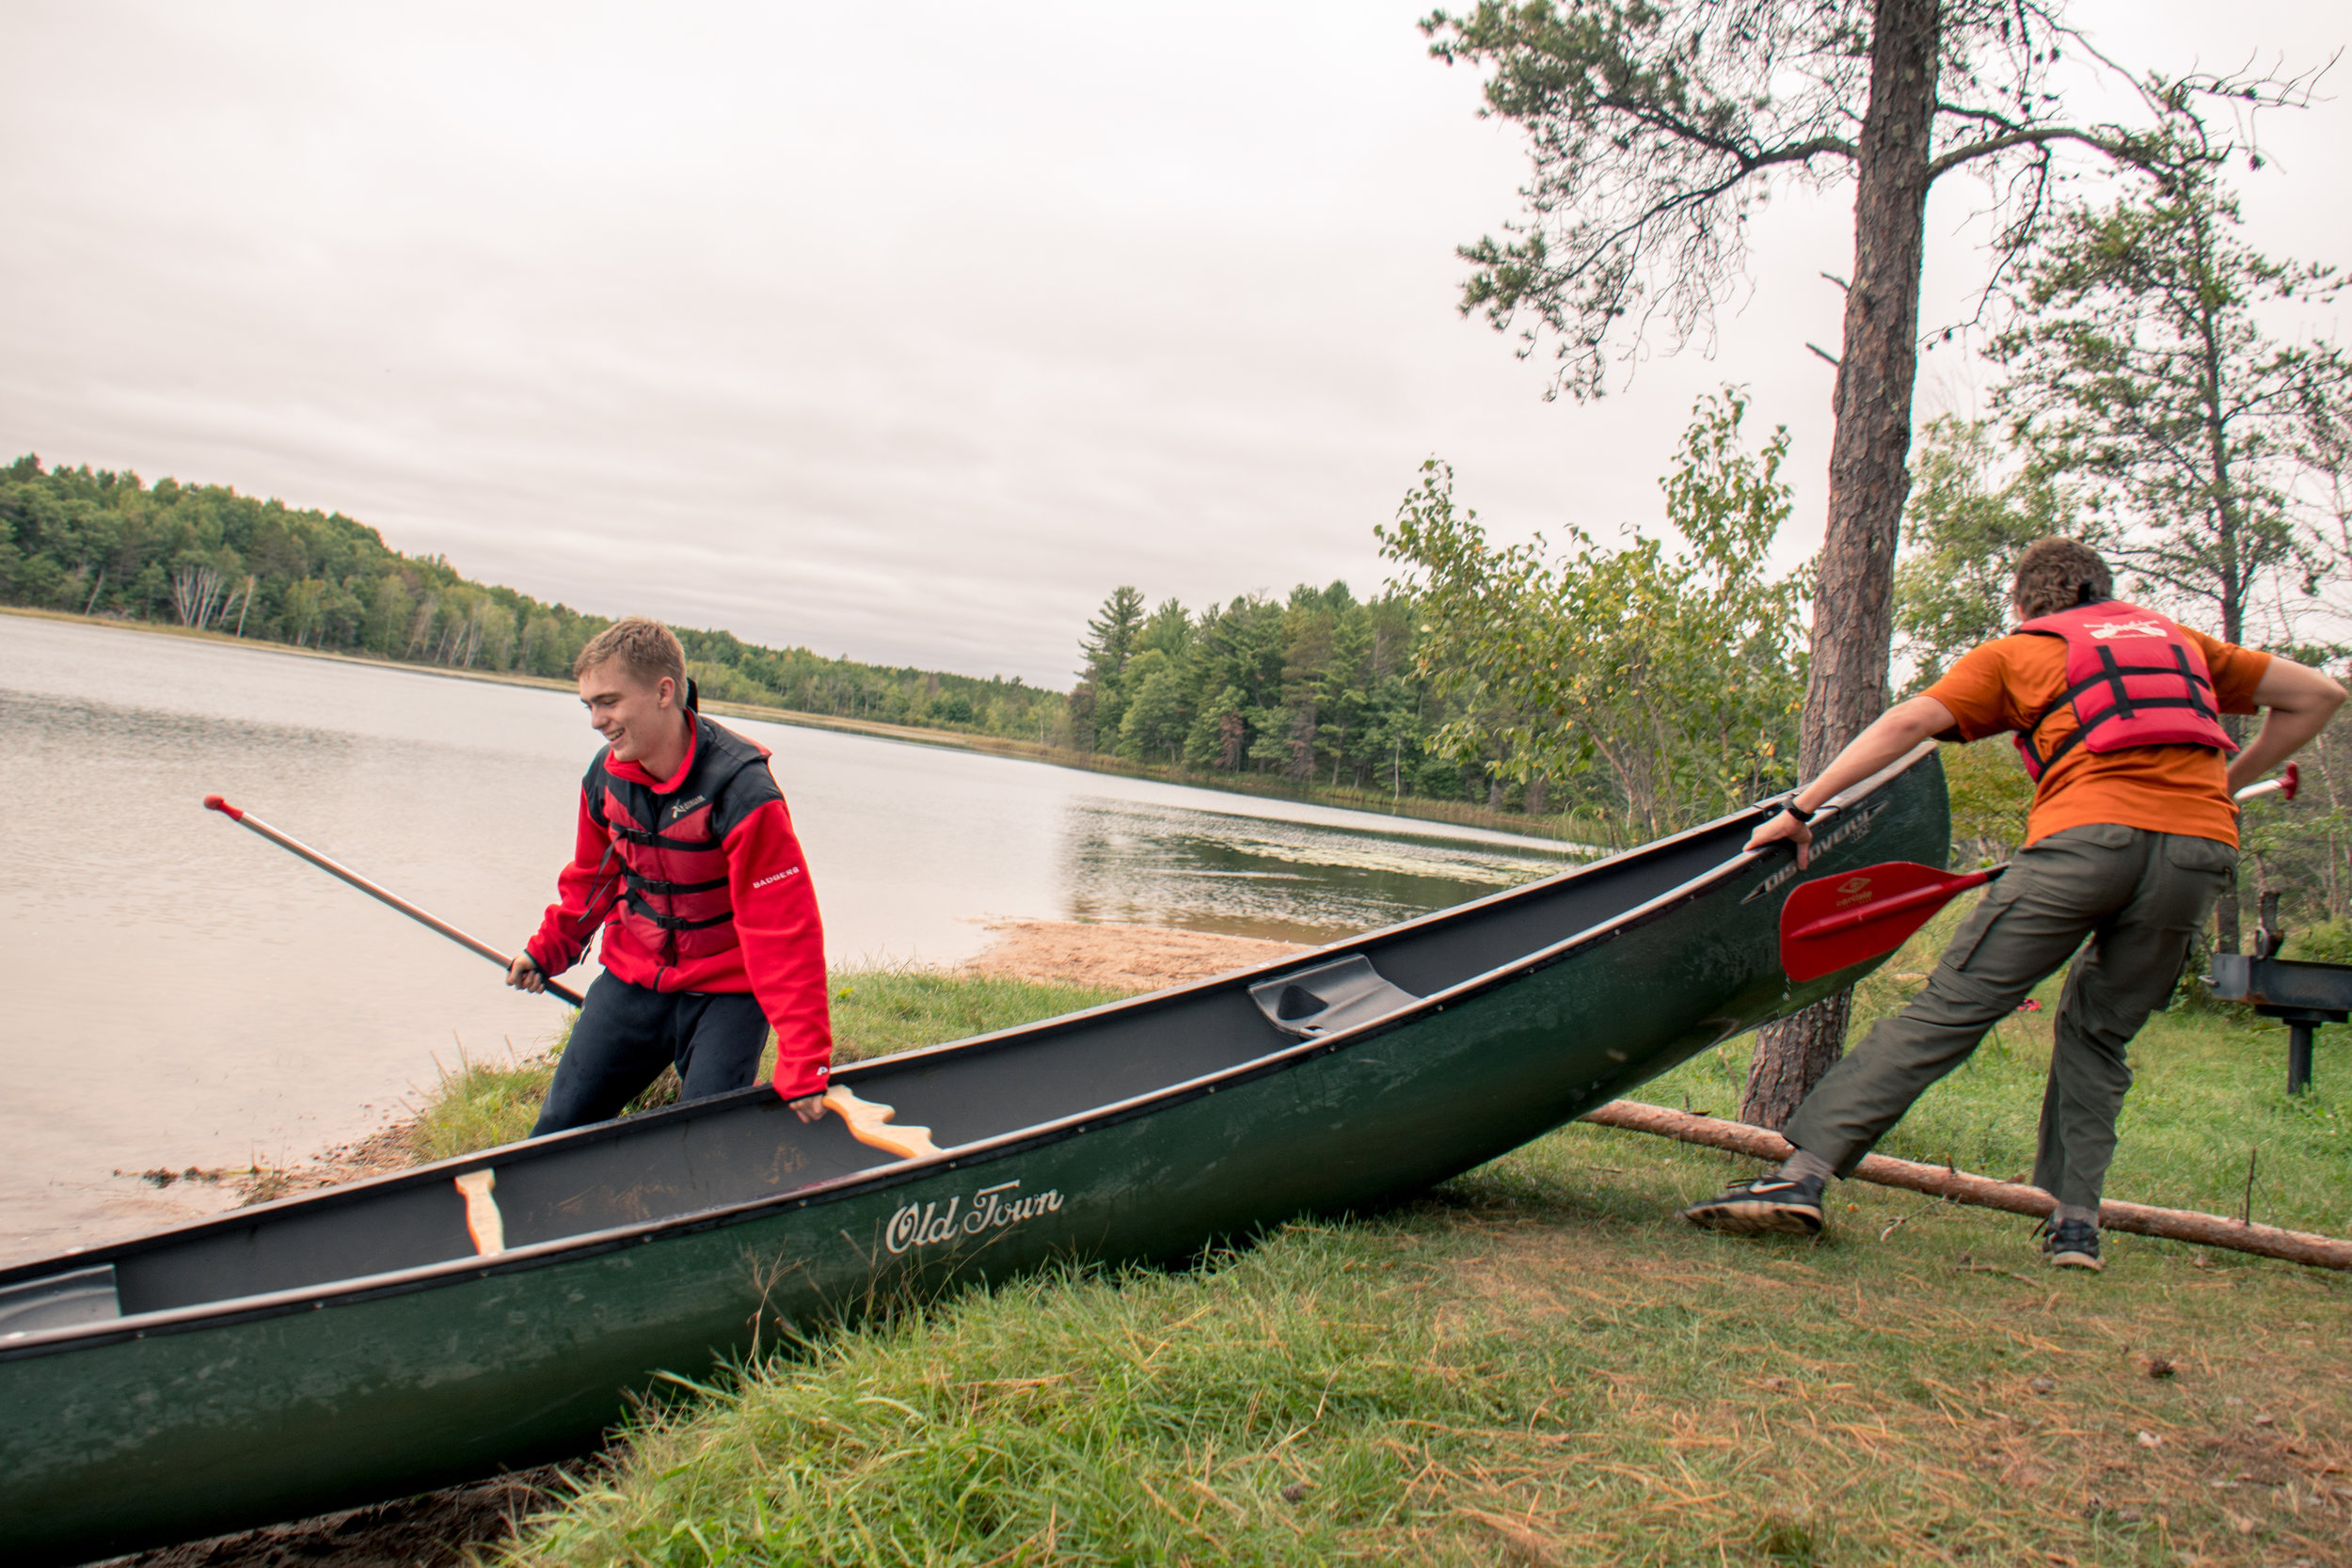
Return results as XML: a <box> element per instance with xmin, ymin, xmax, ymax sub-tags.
<box><xmin>1248</xmin><ymin>955</ymin><xmax>1421</xmax><ymax>1039</ymax></box>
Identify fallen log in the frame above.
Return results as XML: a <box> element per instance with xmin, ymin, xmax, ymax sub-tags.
<box><xmin>1580</xmin><ymin>1099</ymin><xmax>2352</xmax><ymax>1273</ymax></box>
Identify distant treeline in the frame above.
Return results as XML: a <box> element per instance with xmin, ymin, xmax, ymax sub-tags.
<box><xmin>1067</xmin><ymin>580</ymin><xmax>1568</xmax><ymax>815</ymax></box>
<box><xmin>0</xmin><ymin>456</ymin><xmax>1063</xmax><ymax>739</ymax></box>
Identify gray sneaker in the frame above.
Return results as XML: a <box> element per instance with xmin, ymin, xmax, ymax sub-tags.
<box><xmin>1683</xmin><ymin>1171</ymin><xmax>1825</xmax><ymax>1236</ymax></box>
<box><xmin>2039</xmin><ymin>1216</ymin><xmax>2103</xmax><ymax>1271</ymax></box>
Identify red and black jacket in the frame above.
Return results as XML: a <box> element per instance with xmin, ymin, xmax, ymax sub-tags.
<box><xmin>526</xmin><ymin>714</ymin><xmax>833</xmax><ymax>1101</ymax></box>
<box><xmin>2012</xmin><ymin>600</ymin><xmax>2237</xmax><ymax>783</ymax></box>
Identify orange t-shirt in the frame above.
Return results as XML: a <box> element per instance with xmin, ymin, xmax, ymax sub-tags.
<box><xmin>1924</xmin><ymin>626</ymin><xmax>2269</xmax><ymax>847</ymax></box>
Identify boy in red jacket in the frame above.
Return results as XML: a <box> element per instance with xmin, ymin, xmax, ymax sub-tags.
<box><xmin>507</xmin><ymin>617</ymin><xmax>833</xmax><ymax>1134</ymax></box>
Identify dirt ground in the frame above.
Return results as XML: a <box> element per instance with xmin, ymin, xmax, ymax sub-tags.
<box><xmin>95</xmin><ymin>921</ymin><xmax>1282</xmax><ymax>1568</ymax></box>
<box><xmin>105</xmin><ymin>1469</ymin><xmax>565</xmax><ymax>1568</ymax></box>
<box><xmin>961</xmin><ymin>917</ymin><xmax>1307</xmax><ymax>991</ymax></box>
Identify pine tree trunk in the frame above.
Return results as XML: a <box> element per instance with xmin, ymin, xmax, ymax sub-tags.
<box><xmin>1740</xmin><ymin>0</ymin><xmax>1940</xmax><ymax>1132</ymax></box>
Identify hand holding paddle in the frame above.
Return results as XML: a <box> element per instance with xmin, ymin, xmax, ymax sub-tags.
<box><xmin>1777</xmin><ymin>766</ymin><xmax>2299</xmax><ymax>984</ymax></box>
<box><xmin>204</xmin><ymin>794</ymin><xmax>585</xmax><ymax>1006</ymax></box>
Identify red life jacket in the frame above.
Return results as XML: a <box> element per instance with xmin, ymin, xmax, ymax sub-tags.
<box><xmin>2012</xmin><ymin>600</ymin><xmax>2236</xmax><ymax>783</ymax></box>
<box><xmin>579</xmin><ymin>716</ymin><xmax>779</xmax><ymax>971</ymax></box>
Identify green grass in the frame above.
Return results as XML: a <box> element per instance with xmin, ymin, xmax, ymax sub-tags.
<box><xmin>505</xmin><ymin>1126</ymin><xmax>2350</xmax><ymax>1566</ymax></box>
<box><xmin>405</xmin><ymin>967</ymin><xmax>1128</xmax><ymax>1165</ymax></box>
<box><xmin>410</xmin><ymin>1046</ymin><xmax>564</xmax><ymax>1164</ymax></box>
<box><xmin>1703</xmin><ymin>894</ymin><xmax>2352</xmax><ymax>1233</ymax></box>
<box><xmin>408</xmin><ymin>938</ymin><xmax>2351</xmax><ymax>1564</ymax></box>
<box><xmin>826</xmin><ymin>967</ymin><xmax>1128</xmax><ymax>1061</ymax></box>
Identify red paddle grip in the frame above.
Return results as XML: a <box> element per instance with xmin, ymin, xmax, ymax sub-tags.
<box><xmin>203</xmin><ymin>794</ymin><xmax>246</xmax><ymax>821</ymax></box>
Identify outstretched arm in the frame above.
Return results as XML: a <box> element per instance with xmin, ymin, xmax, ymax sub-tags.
<box><xmin>2228</xmin><ymin>657</ymin><xmax>2347</xmax><ymax>795</ymax></box>
<box><xmin>1745</xmin><ymin>695</ymin><xmax>1958</xmax><ymax>869</ymax></box>
<box><xmin>510</xmin><ymin>785</ymin><xmax>621</xmax><ymax>989</ymax></box>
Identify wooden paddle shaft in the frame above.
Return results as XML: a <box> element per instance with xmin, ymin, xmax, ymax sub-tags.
<box><xmin>203</xmin><ymin>795</ymin><xmax>585</xmax><ymax>1007</ymax></box>
<box><xmin>1582</xmin><ymin>1099</ymin><xmax>2352</xmax><ymax>1273</ymax></box>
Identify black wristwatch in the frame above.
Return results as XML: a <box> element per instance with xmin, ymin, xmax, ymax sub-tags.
<box><xmin>1782</xmin><ymin>800</ymin><xmax>1818</xmax><ymax>825</ymax></box>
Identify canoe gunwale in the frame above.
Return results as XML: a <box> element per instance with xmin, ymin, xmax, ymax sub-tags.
<box><xmin>0</xmin><ymin>749</ymin><xmax>1934</xmax><ymax>1363</ymax></box>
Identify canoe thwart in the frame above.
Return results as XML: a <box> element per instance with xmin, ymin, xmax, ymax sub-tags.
<box><xmin>823</xmin><ymin>1085</ymin><xmax>944</xmax><ymax>1161</ymax></box>
<box><xmin>453</xmin><ymin>1171</ymin><xmax>504</xmax><ymax>1257</ymax></box>
<box><xmin>1248</xmin><ymin>955</ymin><xmax>1420</xmax><ymax>1039</ymax></box>
<box><xmin>0</xmin><ymin>1265</ymin><xmax>119</xmax><ymax>1338</ymax></box>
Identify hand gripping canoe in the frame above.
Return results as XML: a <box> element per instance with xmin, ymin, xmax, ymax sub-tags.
<box><xmin>202</xmin><ymin>795</ymin><xmax>584</xmax><ymax>1006</ymax></box>
<box><xmin>1779</xmin><ymin>765</ymin><xmax>2297</xmax><ymax>984</ymax></box>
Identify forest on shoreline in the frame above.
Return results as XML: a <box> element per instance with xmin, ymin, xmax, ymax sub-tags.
<box><xmin>0</xmin><ymin>455</ymin><xmax>1062</xmax><ymax>743</ymax></box>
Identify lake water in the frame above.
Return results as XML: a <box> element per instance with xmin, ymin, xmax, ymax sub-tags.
<box><xmin>0</xmin><ymin>613</ymin><xmax>1574</xmax><ymax>1261</ymax></box>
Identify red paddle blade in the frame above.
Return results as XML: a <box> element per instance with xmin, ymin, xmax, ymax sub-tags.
<box><xmin>1780</xmin><ymin>861</ymin><xmax>1993</xmax><ymax>984</ymax></box>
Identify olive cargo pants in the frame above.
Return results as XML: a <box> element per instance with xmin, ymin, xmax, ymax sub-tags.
<box><xmin>1782</xmin><ymin>823</ymin><xmax>2237</xmax><ymax>1211</ymax></box>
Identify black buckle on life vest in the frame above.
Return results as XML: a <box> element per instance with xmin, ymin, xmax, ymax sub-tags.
<box><xmin>610</xmin><ymin>820</ymin><xmax>721</xmax><ymax>851</ymax></box>
<box><xmin>621</xmin><ymin>886</ymin><xmax>735</xmax><ymax>932</ymax></box>
<box><xmin>625</xmin><ymin>871</ymin><xmax>729</xmax><ymax>897</ymax></box>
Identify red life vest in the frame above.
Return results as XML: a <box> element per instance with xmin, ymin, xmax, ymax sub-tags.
<box><xmin>579</xmin><ymin>716</ymin><xmax>779</xmax><ymax>971</ymax></box>
<box><xmin>2012</xmin><ymin>600</ymin><xmax>2236</xmax><ymax>783</ymax></box>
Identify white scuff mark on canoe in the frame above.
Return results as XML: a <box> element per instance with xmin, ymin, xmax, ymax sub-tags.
<box><xmin>453</xmin><ymin>1169</ymin><xmax>504</xmax><ymax>1256</ymax></box>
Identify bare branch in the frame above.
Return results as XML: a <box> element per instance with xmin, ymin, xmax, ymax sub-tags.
<box><xmin>1928</xmin><ymin>123</ymin><xmax>2142</xmax><ymax>180</ymax></box>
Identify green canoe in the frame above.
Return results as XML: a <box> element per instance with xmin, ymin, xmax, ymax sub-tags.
<box><xmin>0</xmin><ymin>746</ymin><xmax>1947</xmax><ymax>1563</ymax></box>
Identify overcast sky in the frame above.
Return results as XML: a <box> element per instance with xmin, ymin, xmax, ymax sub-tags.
<box><xmin>4</xmin><ymin>3</ymin><xmax>2347</xmax><ymax>687</ymax></box>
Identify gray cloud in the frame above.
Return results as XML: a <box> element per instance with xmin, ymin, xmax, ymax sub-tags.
<box><xmin>4</xmin><ymin>2</ymin><xmax>2346</xmax><ymax>685</ymax></box>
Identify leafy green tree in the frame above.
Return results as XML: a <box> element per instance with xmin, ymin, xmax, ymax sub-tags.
<box><xmin>1422</xmin><ymin>0</ymin><xmax>2311</xmax><ymax>1123</ymax></box>
<box><xmin>1992</xmin><ymin>164</ymin><xmax>2352</xmax><ymax>647</ymax></box>
<box><xmin>1381</xmin><ymin>390</ymin><xmax>1805</xmax><ymax>839</ymax></box>
<box><xmin>1078</xmin><ymin>585</ymin><xmax>1148</xmax><ymax>751</ymax></box>
<box><xmin>1117</xmin><ymin>649</ymin><xmax>1193</xmax><ymax>765</ymax></box>
<box><xmin>1893</xmin><ymin>416</ymin><xmax>2076</xmax><ymax>687</ymax></box>
<box><xmin>1137</xmin><ymin>597</ymin><xmax>1193</xmax><ymax>661</ymax></box>
<box><xmin>1944</xmin><ymin>737</ymin><xmax>2033</xmax><ymax>867</ymax></box>
<box><xmin>1184</xmin><ymin>682</ymin><xmax>1252</xmax><ymax>771</ymax></box>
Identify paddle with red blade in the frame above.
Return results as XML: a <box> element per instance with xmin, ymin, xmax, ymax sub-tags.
<box><xmin>1778</xmin><ymin>765</ymin><xmax>2298</xmax><ymax>984</ymax></box>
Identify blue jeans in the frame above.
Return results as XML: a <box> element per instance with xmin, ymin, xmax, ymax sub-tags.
<box><xmin>531</xmin><ymin>972</ymin><xmax>770</xmax><ymax>1136</ymax></box>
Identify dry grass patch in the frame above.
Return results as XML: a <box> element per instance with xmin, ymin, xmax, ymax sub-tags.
<box><xmin>1420</xmin><ymin>1124</ymin><xmax>2352</xmax><ymax>1565</ymax></box>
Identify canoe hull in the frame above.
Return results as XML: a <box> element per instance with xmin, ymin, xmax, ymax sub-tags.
<box><xmin>0</xmin><ymin>751</ymin><xmax>1947</xmax><ymax>1561</ymax></box>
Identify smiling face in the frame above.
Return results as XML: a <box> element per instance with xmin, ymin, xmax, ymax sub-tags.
<box><xmin>577</xmin><ymin>657</ymin><xmax>681</xmax><ymax>766</ymax></box>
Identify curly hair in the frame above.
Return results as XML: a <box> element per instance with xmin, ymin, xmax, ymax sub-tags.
<box><xmin>2010</xmin><ymin>537</ymin><xmax>2113</xmax><ymax>621</ymax></box>
<box><xmin>573</xmin><ymin>614</ymin><xmax>688</xmax><ymax>692</ymax></box>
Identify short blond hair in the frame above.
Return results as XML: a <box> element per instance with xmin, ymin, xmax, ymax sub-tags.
<box><xmin>2011</xmin><ymin>537</ymin><xmax>2113</xmax><ymax>621</ymax></box>
<box><xmin>574</xmin><ymin>615</ymin><xmax>688</xmax><ymax>691</ymax></box>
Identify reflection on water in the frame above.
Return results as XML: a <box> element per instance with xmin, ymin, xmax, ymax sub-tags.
<box><xmin>0</xmin><ymin>612</ymin><xmax>1575</xmax><ymax>1261</ymax></box>
<box><xmin>1061</xmin><ymin>799</ymin><xmax>1550</xmax><ymax>942</ymax></box>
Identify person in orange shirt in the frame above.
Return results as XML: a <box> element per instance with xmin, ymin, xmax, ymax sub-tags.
<box><xmin>1686</xmin><ymin>539</ymin><xmax>2344</xmax><ymax>1268</ymax></box>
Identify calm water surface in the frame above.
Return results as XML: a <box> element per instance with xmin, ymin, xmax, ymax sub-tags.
<box><xmin>0</xmin><ymin>614</ymin><xmax>1574</xmax><ymax>1260</ymax></box>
